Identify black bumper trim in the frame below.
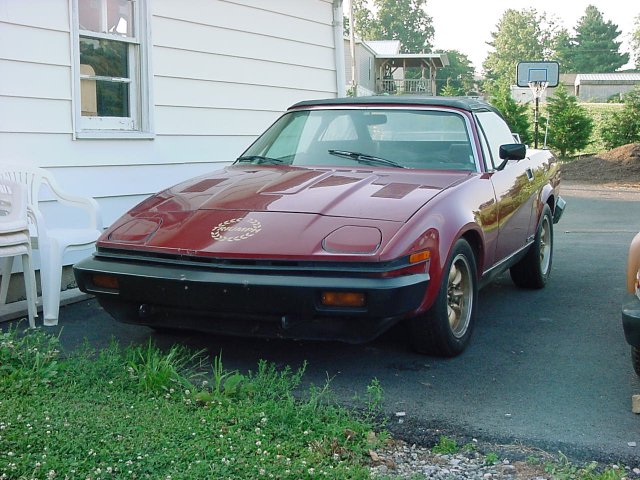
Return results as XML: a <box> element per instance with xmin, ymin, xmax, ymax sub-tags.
<box><xmin>74</xmin><ymin>256</ymin><xmax>429</xmax><ymax>342</ymax></box>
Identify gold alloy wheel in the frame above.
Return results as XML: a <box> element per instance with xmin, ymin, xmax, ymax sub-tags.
<box><xmin>447</xmin><ymin>254</ymin><xmax>473</xmax><ymax>338</ymax></box>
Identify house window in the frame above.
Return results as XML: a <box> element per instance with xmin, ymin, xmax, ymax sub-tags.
<box><xmin>74</xmin><ymin>0</ymin><xmax>152</xmax><ymax>136</ymax></box>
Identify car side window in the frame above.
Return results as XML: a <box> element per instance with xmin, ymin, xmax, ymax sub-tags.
<box><xmin>475</xmin><ymin>111</ymin><xmax>516</xmax><ymax>169</ymax></box>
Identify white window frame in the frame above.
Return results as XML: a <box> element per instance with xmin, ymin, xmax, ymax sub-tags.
<box><xmin>71</xmin><ymin>0</ymin><xmax>154</xmax><ymax>139</ymax></box>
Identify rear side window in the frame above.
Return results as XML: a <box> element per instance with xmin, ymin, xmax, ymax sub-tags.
<box><xmin>475</xmin><ymin>111</ymin><xmax>515</xmax><ymax>169</ymax></box>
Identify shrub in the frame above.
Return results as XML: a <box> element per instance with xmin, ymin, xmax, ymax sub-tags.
<box><xmin>545</xmin><ymin>85</ymin><xmax>593</xmax><ymax>157</ymax></box>
<box><xmin>600</xmin><ymin>87</ymin><xmax>640</xmax><ymax>149</ymax></box>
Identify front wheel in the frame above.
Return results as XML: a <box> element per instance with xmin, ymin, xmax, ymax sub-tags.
<box><xmin>510</xmin><ymin>204</ymin><xmax>553</xmax><ymax>289</ymax></box>
<box><xmin>409</xmin><ymin>239</ymin><xmax>478</xmax><ymax>357</ymax></box>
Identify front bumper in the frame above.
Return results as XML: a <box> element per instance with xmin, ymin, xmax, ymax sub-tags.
<box><xmin>622</xmin><ymin>292</ymin><xmax>640</xmax><ymax>347</ymax></box>
<box><xmin>73</xmin><ymin>253</ymin><xmax>429</xmax><ymax>343</ymax></box>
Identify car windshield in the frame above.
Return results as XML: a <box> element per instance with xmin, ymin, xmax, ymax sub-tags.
<box><xmin>238</xmin><ymin>108</ymin><xmax>477</xmax><ymax>171</ymax></box>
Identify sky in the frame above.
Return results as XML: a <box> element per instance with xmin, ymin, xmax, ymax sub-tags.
<box><xmin>427</xmin><ymin>0</ymin><xmax>638</xmax><ymax>73</ymax></box>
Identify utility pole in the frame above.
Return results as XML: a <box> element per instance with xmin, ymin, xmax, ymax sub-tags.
<box><xmin>348</xmin><ymin>0</ymin><xmax>357</xmax><ymax>96</ymax></box>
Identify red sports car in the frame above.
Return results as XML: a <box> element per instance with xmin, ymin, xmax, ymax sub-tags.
<box><xmin>74</xmin><ymin>97</ymin><xmax>564</xmax><ymax>356</ymax></box>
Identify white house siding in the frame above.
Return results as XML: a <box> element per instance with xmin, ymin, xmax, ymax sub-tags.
<box><xmin>0</xmin><ymin>0</ymin><xmax>342</xmax><ymax>267</ymax></box>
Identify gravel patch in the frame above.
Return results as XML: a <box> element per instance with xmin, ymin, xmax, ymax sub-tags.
<box><xmin>369</xmin><ymin>439</ymin><xmax>640</xmax><ymax>479</ymax></box>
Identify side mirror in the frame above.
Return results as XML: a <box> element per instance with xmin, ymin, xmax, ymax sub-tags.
<box><xmin>496</xmin><ymin>143</ymin><xmax>526</xmax><ymax>171</ymax></box>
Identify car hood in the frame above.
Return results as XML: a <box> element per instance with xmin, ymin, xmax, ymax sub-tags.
<box><xmin>132</xmin><ymin>165</ymin><xmax>472</xmax><ymax>222</ymax></box>
<box><xmin>99</xmin><ymin>165</ymin><xmax>473</xmax><ymax>259</ymax></box>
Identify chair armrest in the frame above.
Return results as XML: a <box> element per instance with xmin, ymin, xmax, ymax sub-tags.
<box><xmin>44</xmin><ymin>179</ymin><xmax>103</xmax><ymax>231</ymax></box>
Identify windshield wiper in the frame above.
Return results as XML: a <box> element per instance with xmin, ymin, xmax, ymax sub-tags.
<box><xmin>236</xmin><ymin>155</ymin><xmax>284</xmax><ymax>165</ymax></box>
<box><xmin>327</xmin><ymin>149</ymin><xmax>405</xmax><ymax>169</ymax></box>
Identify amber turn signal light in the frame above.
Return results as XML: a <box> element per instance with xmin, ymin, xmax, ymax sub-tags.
<box><xmin>321</xmin><ymin>291</ymin><xmax>366</xmax><ymax>308</ymax></box>
<box><xmin>409</xmin><ymin>250</ymin><xmax>430</xmax><ymax>263</ymax></box>
<box><xmin>92</xmin><ymin>274</ymin><xmax>119</xmax><ymax>290</ymax></box>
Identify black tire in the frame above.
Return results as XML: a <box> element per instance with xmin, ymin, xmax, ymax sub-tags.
<box><xmin>510</xmin><ymin>204</ymin><xmax>553</xmax><ymax>289</ymax></box>
<box><xmin>632</xmin><ymin>347</ymin><xmax>640</xmax><ymax>377</ymax></box>
<box><xmin>409</xmin><ymin>239</ymin><xmax>478</xmax><ymax>357</ymax></box>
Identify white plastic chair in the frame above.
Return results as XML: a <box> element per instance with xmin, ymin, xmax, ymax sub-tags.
<box><xmin>0</xmin><ymin>179</ymin><xmax>38</xmax><ymax>328</ymax></box>
<box><xmin>0</xmin><ymin>164</ymin><xmax>103</xmax><ymax>326</ymax></box>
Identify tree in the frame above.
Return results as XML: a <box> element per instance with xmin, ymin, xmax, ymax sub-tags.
<box><xmin>600</xmin><ymin>87</ymin><xmax>640</xmax><ymax>149</ymax></box>
<box><xmin>552</xmin><ymin>28</ymin><xmax>577</xmax><ymax>72</ymax></box>
<box><xmin>545</xmin><ymin>85</ymin><xmax>593</xmax><ymax>157</ymax></box>
<box><xmin>434</xmin><ymin>50</ymin><xmax>476</xmax><ymax>95</ymax></box>
<box><xmin>350</xmin><ymin>0</ymin><xmax>434</xmax><ymax>53</ymax></box>
<box><xmin>483</xmin><ymin>9</ymin><xmax>556</xmax><ymax>95</ymax></box>
<box><xmin>632</xmin><ymin>15</ymin><xmax>640</xmax><ymax>70</ymax></box>
<box><xmin>345</xmin><ymin>0</ymin><xmax>376</xmax><ymax>38</ymax></box>
<box><xmin>440</xmin><ymin>81</ymin><xmax>461</xmax><ymax>97</ymax></box>
<box><xmin>489</xmin><ymin>84</ymin><xmax>532</xmax><ymax>146</ymax></box>
<box><xmin>562</xmin><ymin>5</ymin><xmax>629</xmax><ymax>73</ymax></box>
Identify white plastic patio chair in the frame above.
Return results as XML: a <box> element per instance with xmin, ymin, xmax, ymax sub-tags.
<box><xmin>0</xmin><ymin>164</ymin><xmax>103</xmax><ymax>326</ymax></box>
<box><xmin>0</xmin><ymin>179</ymin><xmax>38</xmax><ymax>328</ymax></box>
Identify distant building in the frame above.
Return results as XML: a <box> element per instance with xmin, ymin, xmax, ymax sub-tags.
<box><xmin>343</xmin><ymin>38</ymin><xmax>379</xmax><ymax>96</ymax></box>
<box><xmin>574</xmin><ymin>73</ymin><xmax>640</xmax><ymax>102</ymax></box>
<box><xmin>344</xmin><ymin>39</ymin><xmax>448</xmax><ymax>96</ymax></box>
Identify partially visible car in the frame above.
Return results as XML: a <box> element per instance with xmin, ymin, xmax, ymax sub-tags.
<box><xmin>74</xmin><ymin>96</ymin><xmax>565</xmax><ymax>357</ymax></box>
<box><xmin>622</xmin><ymin>232</ymin><xmax>640</xmax><ymax>376</ymax></box>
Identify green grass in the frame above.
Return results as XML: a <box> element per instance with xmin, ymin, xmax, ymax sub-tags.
<box><xmin>0</xmin><ymin>326</ymin><xmax>380</xmax><ymax>479</ymax></box>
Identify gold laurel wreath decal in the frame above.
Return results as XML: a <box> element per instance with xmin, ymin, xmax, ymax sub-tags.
<box><xmin>211</xmin><ymin>218</ymin><xmax>262</xmax><ymax>242</ymax></box>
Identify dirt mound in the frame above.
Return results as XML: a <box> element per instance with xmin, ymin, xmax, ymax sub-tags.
<box><xmin>598</xmin><ymin>143</ymin><xmax>640</xmax><ymax>164</ymax></box>
<box><xmin>560</xmin><ymin>143</ymin><xmax>640</xmax><ymax>186</ymax></box>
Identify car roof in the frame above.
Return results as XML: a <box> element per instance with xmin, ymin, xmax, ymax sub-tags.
<box><xmin>289</xmin><ymin>96</ymin><xmax>502</xmax><ymax>115</ymax></box>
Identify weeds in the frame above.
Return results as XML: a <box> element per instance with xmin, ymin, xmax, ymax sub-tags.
<box><xmin>545</xmin><ymin>453</ymin><xmax>626</xmax><ymax>480</ymax></box>
<box><xmin>125</xmin><ymin>339</ymin><xmax>203</xmax><ymax>393</ymax></box>
<box><xmin>431</xmin><ymin>435</ymin><xmax>459</xmax><ymax>455</ymax></box>
<box><xmin>365</xmin><ymin>378</ymin><xmax>384</xmax><ymax>418</ymax></box>
<box><xmin>484</xmin><ymin>451</ymin><xmax>499</xmax><ymax>466</ymax></box>
<box><xmin>210</xmin><ymin>351</ymin><xmax>246</xmax><ymax>396</ymax></box>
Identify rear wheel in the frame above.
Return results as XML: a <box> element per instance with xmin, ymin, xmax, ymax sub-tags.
<box><xmin>632</xmin><ymin>347</ymin><xmax>640</xmax><ymax>377</ymax></box>
<box><xmin>510</xmin><ymin>204</ymin><xmax>553</xmax><ymax>289</ymax></box>
<box><xmin>409</xmin><ymin>239</ymin><xmax>477</xmax><ymax>357</ymax></box>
